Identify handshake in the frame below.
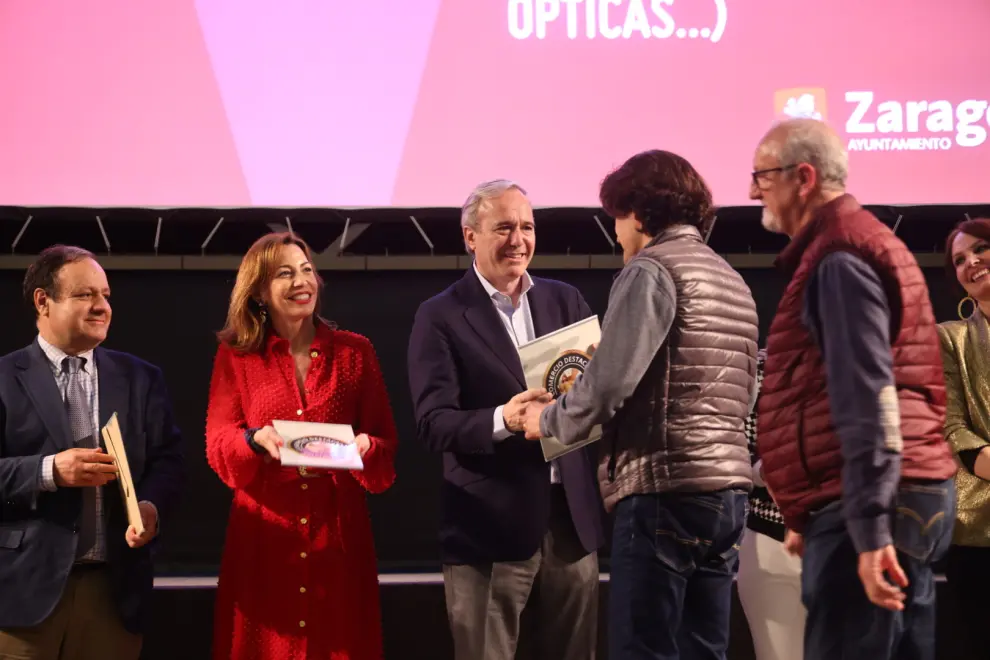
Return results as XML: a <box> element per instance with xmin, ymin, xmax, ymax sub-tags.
<box><xmin>502</xmin><ymin>387</ymin><xmax>553</xmax><ymax>440</ymax></box>
<box><xmin>504</xmin><ymin>341</ymin><xmax>597</xmax><ymax>440</ymax></box>
<box><xmin>503</xmin><ymin>388</ymin><xmax>554</xmax><ymax>440</ymax></box>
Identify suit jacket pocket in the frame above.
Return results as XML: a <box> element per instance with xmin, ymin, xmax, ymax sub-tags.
<box><xmin>0</xmin><ymin>527</ymin><xmax>25</xmax><ymax>550</ymax></box>
<box><xmin>446</xmin><ymin>464</ymin><xmax>490</xmax><ymax>489</ymax></box>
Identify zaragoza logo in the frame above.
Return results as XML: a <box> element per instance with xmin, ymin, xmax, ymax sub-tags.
<box><xmin>774</xmin><ymin>88</ymin><xmax>828</xmax><ymax>122</ymax></box>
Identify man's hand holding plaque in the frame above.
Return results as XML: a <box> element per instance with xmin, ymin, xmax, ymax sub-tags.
<box><xmin>515</xmin><ymin>316</ymin><xmax>603</xmax><ymax>459</ymax></box>
<box><xmin>125</xmin><ymin>501</ymin><xmax>159</xmax><ymax>549</ymax></box>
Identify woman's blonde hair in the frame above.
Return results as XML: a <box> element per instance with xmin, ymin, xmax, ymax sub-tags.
<box><xmin>216</xmin><ymin>232</ymin><xmax>325</xmax><ymax>352</ymax></box>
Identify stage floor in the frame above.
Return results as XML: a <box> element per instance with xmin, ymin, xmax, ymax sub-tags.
<box><xmin>145</xmin><ymin>573</ymin><xmax>965</xmax><ymax>660</ymax></box>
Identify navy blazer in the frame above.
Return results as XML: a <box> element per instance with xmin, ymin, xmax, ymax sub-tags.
<box><xmin>408</xmin><ymin>270</ymin><xmax>606</xmax><ymax>564</ymax></box>
<box><xmin>0</xmin><ymin>341</ymin><xmax>185</xmax><ymax>633</ymax></box>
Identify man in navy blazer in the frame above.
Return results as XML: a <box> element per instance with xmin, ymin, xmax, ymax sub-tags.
<box><xmin>408</xmin><ymin>180</ymin><xmax>606</xmax><ymax>660</ymax></box>
<box><xmin>0</xmin><ymin>245</ymin><xmax>184</xmax><ymax>660</ymax></box>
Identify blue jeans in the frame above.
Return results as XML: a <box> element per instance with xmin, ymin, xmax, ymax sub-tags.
<box><xmin>801</xmin><ymin>479</ymin><xmax>955</xmax><ymax>660</ymax></box>
<box><xmin>608</xmin><ymin>490</ymin><xmax>748</xmax><ymax>660</ymax></box>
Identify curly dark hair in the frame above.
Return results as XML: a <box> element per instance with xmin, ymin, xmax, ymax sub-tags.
<box><xmin>22</xmin><ymin>244</ymin><xmax>95</xmax><ymax>316</ymax></box>
<box><xmin>945</xmin><ymin>217</ymin><xmax>990</xmax><ymax>294</ymax></box>
<box><xmin>599</xmin><ymin>150</ymin><xmax>715</xmax><ymax>236</ymax></box>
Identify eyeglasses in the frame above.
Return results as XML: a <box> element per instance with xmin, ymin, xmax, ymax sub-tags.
<box><xmin>751</xmin><ymin>164</ymin><xmax>797</xmax><ymax>188</ymax></box>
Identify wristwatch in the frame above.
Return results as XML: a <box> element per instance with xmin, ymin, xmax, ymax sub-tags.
<box><xmin>245</xmin><ymin>428</ymin><xmax>265</xmax><ymax>455</ymax></box>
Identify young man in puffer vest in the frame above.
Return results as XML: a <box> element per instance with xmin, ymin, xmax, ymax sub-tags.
<box><xmin>522</xmin><ymin>149</ymin><xmax>760</xmax><ymax>659</ymax></box>
<box><xmin>751</xmin><ymin>117</ymin><xmax>956</xmax><ymax>660</ymax></box>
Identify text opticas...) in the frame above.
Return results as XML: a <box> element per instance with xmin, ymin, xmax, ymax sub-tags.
<box><xmin>507</xmin><ymin>0</ymin><xmax>702</xmax><ymax>40</ymax></box>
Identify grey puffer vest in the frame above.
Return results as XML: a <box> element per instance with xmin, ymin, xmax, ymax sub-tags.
<box><xmin>599</xmin><ymin>225</ymin><xmax>759</xmax><ymax>511</ymax></box>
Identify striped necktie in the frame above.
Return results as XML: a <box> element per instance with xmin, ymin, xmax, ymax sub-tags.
<box><xmin>63</xmin><ymin>356</ymin><xmax>97</xmax><ymax>559</ymax></box>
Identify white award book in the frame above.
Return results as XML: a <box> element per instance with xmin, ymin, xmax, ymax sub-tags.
<box><xmin>272</xmin><ymin>420</ymin><xmax>364</xmax><ymax>471</ymax></box>
<box><xmin>516</xmin><ymin>315</ymin><xmax>603</xmax><ymax>461</ymax></box>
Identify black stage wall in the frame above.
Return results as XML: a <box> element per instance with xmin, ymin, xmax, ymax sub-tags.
<box><xmin>0</xmin><ymin>266</ymin><xmax>962</xmax><ymax>574</ymax></box>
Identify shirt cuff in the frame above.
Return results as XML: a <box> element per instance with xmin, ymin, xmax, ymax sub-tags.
<box><xmin>40</xmin><ymin>455</ymin><xmax>57</xmax><ymax>492</ymax></box>
<box><xmin>847</xmin><ymin>516</ymin><xmax>893</xmax><ymax>554</ymax></box>
<box><xmin>139</xmin><ymin>500</ymin><xmax>160</xmax><ymax>536</ymax></box>
<box><xmin>492</xmin><ymin>406</ymin><xmax>513</xmax><ymax>442</ymax></box>
<box><xmin>140</xmin><ymin>500</ymin><xmax>158</xmax><ymax>517</ymax></box>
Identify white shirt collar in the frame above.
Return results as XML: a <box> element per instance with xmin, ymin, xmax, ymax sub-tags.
<box><xmin>37</xmin><ymin>334</ymin><xmax>95</xmax><ymax>372</ymax></box>
<box><xmin>472</xmin><ymin>261</ymin><xmax>534</xmax><ymax>300</ymax></box>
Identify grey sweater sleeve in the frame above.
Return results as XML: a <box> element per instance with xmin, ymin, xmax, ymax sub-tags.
<box><xmin>540</xmin><ymin>259</ymin><xmax>677</xmax><ymax>444</ymax></box>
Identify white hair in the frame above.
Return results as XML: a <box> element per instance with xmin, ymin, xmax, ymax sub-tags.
<box><xmin>460</xmin><ymin>179</ymin><xmax>527</xmax><ymax>253</ymax></box>
<box><xmin>768</xmin><ymin>118</ymin><xmax>848</xmax><ymax>191</ymax></box>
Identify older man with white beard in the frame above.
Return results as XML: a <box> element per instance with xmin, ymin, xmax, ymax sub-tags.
<box><xmin>749</xmin><ymin>118</ymin><xmax>956</xmax><ymax>660</ymax></box>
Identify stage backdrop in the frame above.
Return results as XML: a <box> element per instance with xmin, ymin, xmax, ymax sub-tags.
<box><xmin>0</xmin><ymin>266</ymin><xmax>963</xmax><ymax>574</ymax></box>
<box><xmin>0</xmin><ymin>0</ymin><xmax>988</xmax><ymax>207</ymax></box>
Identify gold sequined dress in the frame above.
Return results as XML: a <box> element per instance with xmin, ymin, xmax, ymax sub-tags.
<box><xmin>938</xmin><ymin>309</ymin><xmax>990</xmax><ymax>659</ymax></box>
<box><xmin>938</xmin><ymin>312</ymin><xmax>990</xmax><ymax>547</ymax></box>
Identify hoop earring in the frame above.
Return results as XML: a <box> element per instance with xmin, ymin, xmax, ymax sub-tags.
<box><xmin>259</xmin><ymin>305</ymin><xmax>268</xmax><ymax>324</ymax></box>
<box><xmin>958</xmin><ymin>296</ymin><xmax>977</xmax><ymax>320</ymax></box>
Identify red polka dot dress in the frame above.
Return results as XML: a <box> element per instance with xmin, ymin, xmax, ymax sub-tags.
<box><xmin>205</xmin><ymin>322</ymin><xmax>398</xmax><ymax>659</ymax></box>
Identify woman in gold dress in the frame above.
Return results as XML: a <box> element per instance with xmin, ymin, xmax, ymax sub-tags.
<box><xmin>938</xmin><ymin>217</ymin><xmax>990</xmax><ymax>656</ymax></box>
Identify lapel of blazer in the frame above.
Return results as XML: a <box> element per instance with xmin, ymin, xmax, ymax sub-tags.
<box><xmin>526</xmin><ymin>277</ymin><xmax>556</xmax><ymax>338</ymax></box>
<box><xmin>95</xmin><ymin>348</ymin><xmax>129</xmax><ymax>442</ymax></box>
<box><xmin>14</xmin><ymin>340</ymin><xmax>73</xmax><ymax>450</ymax></box>
<box><xmin>458</xmin><ymin>270</ymin><xmax>527</xmax><ymax>388</ymax></box>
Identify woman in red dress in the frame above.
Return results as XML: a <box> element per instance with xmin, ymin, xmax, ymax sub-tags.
<box><xmin>205</xmin><ymin>232</ymin><xmax>398</xmax><ymax>659</ymax></box>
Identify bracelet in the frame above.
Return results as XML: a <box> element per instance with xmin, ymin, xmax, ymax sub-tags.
<box><xmin>245</xmin><ymin>428</ymin><xmax>265</xmax><ymax>455</ymax></box>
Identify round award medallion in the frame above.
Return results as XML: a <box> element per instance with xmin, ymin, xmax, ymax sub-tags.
<box><xmin>290</xmin><ymin>435</ymin><xmax>347</xmax><ymax>458</ymax></box>
<box><xmin>542</xmin><ymin>349</ymin><xmax>589</xmax><ymax>397</ymax></box>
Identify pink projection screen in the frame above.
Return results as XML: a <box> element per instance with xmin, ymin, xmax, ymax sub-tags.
<box><xmin>0</xmin><ymin>0</ymin><xmax>988</xmax><ymax>208</ymax></box>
